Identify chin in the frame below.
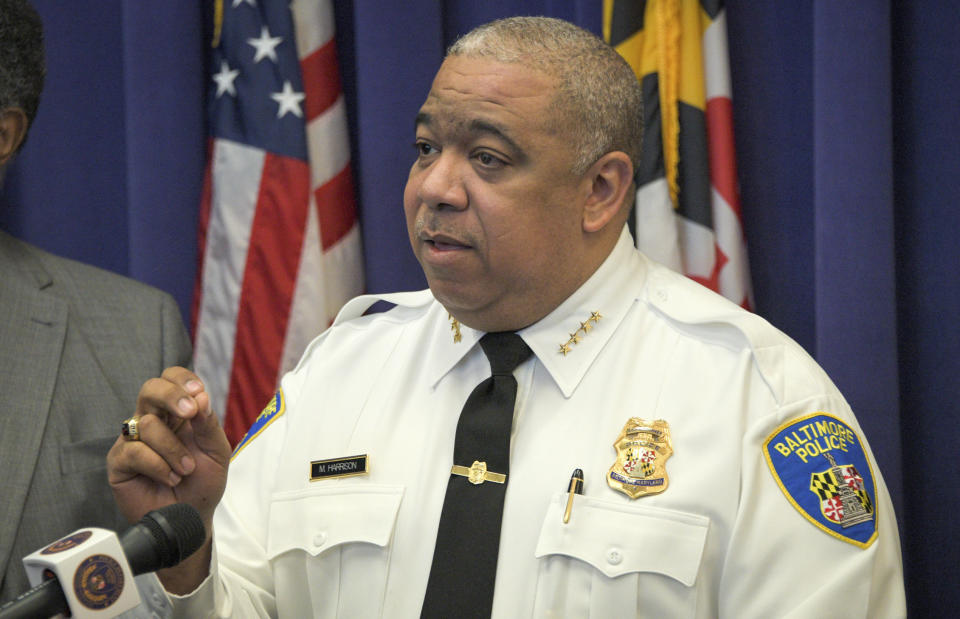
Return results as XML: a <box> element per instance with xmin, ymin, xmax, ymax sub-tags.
<box><xmin>428</xmin><ymin>283</ymin><xmax>467</xmax><ymax>312</ymax></box>
<box><xmin>428</xmin><ymin>284</ymin><xmax>480</xmax><ymax>321</ymax></box>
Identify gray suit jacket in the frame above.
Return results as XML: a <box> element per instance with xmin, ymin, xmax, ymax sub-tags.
<box><xmin>0</xmin><ymin>229</ymin><xmax>191</xmax><ymax>601</ymax></box>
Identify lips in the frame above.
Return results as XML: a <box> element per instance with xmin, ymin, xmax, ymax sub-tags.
<box><xmin>421</xmin><ymin>232</ymin><xmax>471</xmax><ymax>251</ymax></box>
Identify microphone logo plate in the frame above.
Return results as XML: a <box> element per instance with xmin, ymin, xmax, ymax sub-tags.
<box><xmin>73</xmin><ymin>553</ymin><xmax>125</xmax><ymax>609</ymax></box>
<box><xmin>41</xmin><ymin>530</ymin><xmax>93</xmax><ymax>554</ymax></box>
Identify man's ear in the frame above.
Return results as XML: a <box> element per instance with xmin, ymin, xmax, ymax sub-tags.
<box><xmin>581</xmin><ymin>151</ymin><xmax>633</xmax><ymax>234</ymax></box>
<box><xmin>0</xmin><ymin>107</ymin><xmax>29</xmax><ymax>168</ymax></box>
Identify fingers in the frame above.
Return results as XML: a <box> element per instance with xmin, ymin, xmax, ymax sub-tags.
<box><xmin>108</xmin><ymin>411</ymin><xmax>198</xmax><ymax>488</ymax></box>
<box><xmin>108</xmin><ymin>431</ymin><xmax>187</xmax><ymax>488</ymax></box>
<box><xmin>187</xmin><ymin>389</ymin><xmax>233</xmax><ymax>460</ymax></box>
<box><xmin>141</xmin><ymin>413</ymin><xmax>197</xmax><ymax>479</ymax></box>
<box><xmin>109</xmin><ymin>367</ymin><xmax>233</xmax><ymax>531</ymax></box>
<box><xmin>147</xmin><ymin>369</ymin><xmax>230</xmax><ymax>463</ymax></box>
<box><xmin>113</xmin><ymin>368</ymin><xmax>232</xmax><ymax>477</ymax></box>
<box><xmin>112</xmin><ymin>367</ymin><xmax>213</xmax><ymax>486</ymax></box>
<box><xmin>136</xmin><ymin>367</ymin><xmax>211</xmax><ymax>425</ymax></box>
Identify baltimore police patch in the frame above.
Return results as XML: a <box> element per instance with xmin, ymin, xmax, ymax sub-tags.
<box><xmin>232</xmin><ymin>389</ymin><xmax>285</xmax><ymax>460</ymax></box>
<box><xmin>763</xmin><ymin>412</ymin><xmax>878</xmax><ymax>548</ymax></box>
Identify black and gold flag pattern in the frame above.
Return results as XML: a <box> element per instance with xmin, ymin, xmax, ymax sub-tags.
<box><xmin>604</xmin><ymin>0</ymin><xmax>753</xmax><ymax>308</ymax></box>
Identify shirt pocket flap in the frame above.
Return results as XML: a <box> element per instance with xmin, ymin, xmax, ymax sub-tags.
<box><xmin>534</xmin><ymin>494</ymin><xmax>709</xmax><ymax>585</ymax></box>
<box><xmin>266</xmin><ymin>485</ymin><xmax>404</xmax><ymax>560</ymax></box>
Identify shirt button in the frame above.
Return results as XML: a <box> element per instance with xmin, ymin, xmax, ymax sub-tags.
<box><xmin>606</xmin><ymin>548</ymin><xmax>623</xmax><ymax>565</ymax></box>
<box><xmin>313</xmin><ymin>532</ymin><xmax>327</xmax><ymax>547</ymax></box>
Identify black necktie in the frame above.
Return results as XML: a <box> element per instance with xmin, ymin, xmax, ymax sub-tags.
<box><xmin>421</xmin><ymin>332</ymin><xmax>533</xmax><ymax>618</ymax></box>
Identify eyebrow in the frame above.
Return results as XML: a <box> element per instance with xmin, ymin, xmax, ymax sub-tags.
<box><xmin>415</xmin><ymin>112</ymin><xmax>524</xmax><ymax>156</ymax></box>
<box><xmin>415</xmin><ymin>111</ymin><xmax>431</xmax><ymax>130</ymax></box>
<box><xmin>467</xmin><ymin>119</ymin><xmax>523</xmax><ymax>155</ymax></box>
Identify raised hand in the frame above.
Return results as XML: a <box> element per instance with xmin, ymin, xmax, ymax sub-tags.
<box><xmin>106</xmin><ymin>367</ymin><xmax>232</xmax><ymax>592</ymax></box>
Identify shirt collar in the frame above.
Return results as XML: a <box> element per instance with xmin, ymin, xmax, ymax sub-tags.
<box><xmin>427</xmin><ymin>226</ymin><xmax>647</xmax><ymax>397</ymax></box>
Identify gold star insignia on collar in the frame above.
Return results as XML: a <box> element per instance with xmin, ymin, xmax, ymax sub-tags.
<box><xmin>558</xmin><ymin>310</ymin><xmax>602</xmax><ymax>356</ymax></box>
<box><xmin>448</xmin><ymin>314</ymin><xmax>462</xmax><ymax>343</ymax></box>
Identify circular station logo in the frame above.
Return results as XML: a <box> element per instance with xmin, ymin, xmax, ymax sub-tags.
<box><xmin>73</xmin><ymin>554</ymin><xmax>125</xmax><ymax>609</ymax></box>
<box><xmin>41</xmin><ymin>530</ymin><xmax>93</xmax><ymax>555</ymax></box>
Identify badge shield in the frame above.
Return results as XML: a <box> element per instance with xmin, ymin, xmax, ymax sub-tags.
<box><xmin>764</xmin><ymin>412</ymin><xmax>878</xmax><ymax>548</ymax></box>
<box><xmin>607</xmin><ymin>418</ymin><xmax>673</xmax><ymax>499</ymax></box>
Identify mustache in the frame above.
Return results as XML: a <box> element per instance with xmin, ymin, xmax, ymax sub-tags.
<box><xmin>414</xmin><ymin>213</ymin><xmax>477</xmax><ymax>247</ymax></box>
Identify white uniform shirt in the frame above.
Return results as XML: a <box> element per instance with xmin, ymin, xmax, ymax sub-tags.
<box><xmin>172</xmin><ymin>228</ymin><xmax>905</xmax><ymax>618</ymax></box>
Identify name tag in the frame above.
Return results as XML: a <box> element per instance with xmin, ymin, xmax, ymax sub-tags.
<box><xmin>310</xmin><ymin>454</ymin><xmax>369</xmax><ymax>480</ymax></box>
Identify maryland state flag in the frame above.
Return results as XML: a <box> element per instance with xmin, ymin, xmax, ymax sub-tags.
<box><xmin>604</xmin><ymin>0</ymin><xmax>753</xmax><ymax>308</ymax></box>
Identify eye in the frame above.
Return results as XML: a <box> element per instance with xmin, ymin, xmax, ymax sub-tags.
<box><xmin>474</xmin><ymin>150</ymin><xmax>505</xmax><ymax>169</ymax></box>
<box><xmin>414</xmin><ymin>140</ymin><xmax>438</xmax><ymax>157</ymax></box>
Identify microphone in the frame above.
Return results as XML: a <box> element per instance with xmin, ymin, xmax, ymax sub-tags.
<box><xmin>0</xmin><ymin>503</ymin><xmax>205</xmax><ymax>619</ymax></box>
<box><xmin>116</xmin><ymin>503</ymin><xmax>206</xmax><ymax>575</ymax></box>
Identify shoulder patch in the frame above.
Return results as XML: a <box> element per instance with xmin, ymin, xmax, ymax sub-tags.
<box><xmin>231</xmin><ymin>389</ymin><xmax>285</xmax><ymax>460</ymax></box>
<box><xmin>763</xmin><ymin>412</ymin><xmax>878</xmax><ymax>548</ymax></box>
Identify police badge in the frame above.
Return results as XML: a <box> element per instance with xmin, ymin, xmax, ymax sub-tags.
<box><xmin>607</xmin><ymin>418</ymin><xmax>673</xmax><ymax>499</ymax></box>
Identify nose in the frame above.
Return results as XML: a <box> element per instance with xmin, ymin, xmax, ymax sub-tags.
<box><xmin>417</xmin><ymin>151</ymin><xmax>467</xmax><ymax>211</ymax></box>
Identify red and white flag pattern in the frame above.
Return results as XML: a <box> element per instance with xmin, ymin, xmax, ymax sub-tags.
<box><xmin>192</xmin><ymin>0</ymin><xmax>363</xmax><ymax>445</ymax></box>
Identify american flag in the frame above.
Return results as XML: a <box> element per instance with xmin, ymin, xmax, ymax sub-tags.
<box><xmin>192</xmin><ymin>0</ymin><xmax>363</xmax><ymax>445</ymax></box>
<box><xmin>605</xmin><ymin>0</ymin><xmax>753</xmax><ymax>309</ymax></box>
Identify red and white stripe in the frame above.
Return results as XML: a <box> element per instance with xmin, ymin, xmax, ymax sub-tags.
<box><xmin>703</xmin><ymin>10</ymin><xmax>752</xmax><ymax>309</ymax></box>
<box><xmin>192</xmin><ymin>0</ymin><xmax>363</xmax><ymax>444</ymax></box>
<box><xmin>635</xmin><ymin>9</ymin><xmax>752</xmax><ymax>310</ymax></box>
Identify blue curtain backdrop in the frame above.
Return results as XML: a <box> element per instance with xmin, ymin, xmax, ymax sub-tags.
<box><xmin>1</xmin><ymin>1</ymin><xmax>956</xmax><ymax>615</ymax></box>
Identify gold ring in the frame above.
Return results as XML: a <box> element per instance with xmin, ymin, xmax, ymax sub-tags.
<box><xmin>121</xmin><ymin>417</ymin><xmax>141</xmax><ymax>441</ymax></box>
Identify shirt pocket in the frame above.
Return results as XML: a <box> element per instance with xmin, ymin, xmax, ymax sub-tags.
<box><xmin>532</xmin><ymin>494</ymin><xmax>709</xmax><ymax>618</ymax></box>
<box><xmin>266</xmin><ymin>484</ymin><xmax>404</xmax><ymax>619</ymax></box>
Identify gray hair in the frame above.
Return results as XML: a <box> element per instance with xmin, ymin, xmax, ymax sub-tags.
<box><xmin>0</xmin><ymin>0</ymin><xmax>45</xmax><ymax>151</ymax></box>
<box><xmin>448</xmin><ymin>16</ymin><xmax>643</xmax><ymax>175</ymax></box>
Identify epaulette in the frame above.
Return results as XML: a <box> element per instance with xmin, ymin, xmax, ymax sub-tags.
<box><xmin>642</xmin><ymin>259</ymin><xmax>815</xmax><ymax>407</ymax></box>
<box><xmin>332</xmin><ymin>289</ymin><xmax>435</xmax><ymax>326</ymax></box>
<box><xmin>290</xmin><ymin>289</ymin><xmax>435</xmax><ymax>375</ymax></box>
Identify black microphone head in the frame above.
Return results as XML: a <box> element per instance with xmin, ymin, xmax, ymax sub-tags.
<box><xmin>138</xmin><ymin>503</ymin><xmax>206</xmax><ymax>570</ymax></box>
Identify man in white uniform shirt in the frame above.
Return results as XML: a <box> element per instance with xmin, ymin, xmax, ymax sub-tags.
<box><xmin>107</xmin><ymin>16</ymin><xmax>906</xmax><ymax>618</ymax></box>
